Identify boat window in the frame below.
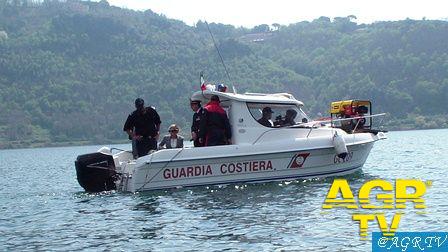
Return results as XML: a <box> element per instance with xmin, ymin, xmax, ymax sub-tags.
<box><xmin>246</xmin><ymin>103</ymin><xmax>309</xmax><ymax>128</ymax></box>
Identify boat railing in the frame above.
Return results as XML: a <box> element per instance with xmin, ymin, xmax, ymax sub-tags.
<box><xmin>292</xmin><ymin>113</ymin><xmax>387</xmax><ymax>137</ymax></box>
<box><xmin>252</xmin><ymin>113</ymin><xmax>386</xmax><ymax>144</ymax></box>
<box><xmin>110</xmin><ymin>147</ymin><xmax>132</xmax><ymax>154</ymax></box>
<box><xmin>252</xmin><ymin>128</ymin><xmax>280</xmax><ymax>145</ymax></box>
<box><xmin>305</xmin><ymin>113</ymin><xmax>387</xmax><ymax>135</ymax></box>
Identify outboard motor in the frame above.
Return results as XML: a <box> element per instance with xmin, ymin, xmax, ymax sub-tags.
<box><xmin>75</xmin><ymin>152</ymin><xmax>118</xmax><ymax>192</ymax></box>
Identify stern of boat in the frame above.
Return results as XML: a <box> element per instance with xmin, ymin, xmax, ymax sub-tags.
<box><xmin>75</xmin><ymin>147</ymin><xmax>134</xmax><ymax>192</ymax></box>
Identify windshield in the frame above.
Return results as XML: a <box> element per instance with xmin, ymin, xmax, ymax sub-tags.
<box><xmin>247</xmin><ymin>102</ymin><xmax>309</xmax><ymax>128</ymax></box>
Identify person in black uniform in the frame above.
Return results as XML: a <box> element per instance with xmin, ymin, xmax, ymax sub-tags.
<box><xmin>190</xmin><ymin>99</ymin><xmax>205</xmax><ymax>147</ymax></box>
<box><xmin>123</xmin><ymin>98</ymin><xmax>161</xmax><ymax>158</ymax></box>
<box><xmin>199</xmin><ymin>95</ymin><xmax>232</xmax><ymax>146</ymax></box>
<box><xmin>257</xmin><ymin>107</ymin><xmax>274</xmax><ymax>127</ymax></box>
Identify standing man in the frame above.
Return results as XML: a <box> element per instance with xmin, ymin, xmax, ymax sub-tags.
<box><xmin>123</xmin><ymin>98</ymin><xmax>161</xmax><ymax>158</ymax></box>
<box><xmin>199</xmin><ymin>95</ymin><xmax>232</xmax><ymax>146</ymax></box>
<box><xmin>190</xmin><ymin>99</ymin><xmax>205</xmax><ymax>147</ymax></box>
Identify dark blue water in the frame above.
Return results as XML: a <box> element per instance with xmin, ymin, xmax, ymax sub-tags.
<box><xmin>1</xmin><ymin>129</ymin><xmax>447</xmax><ymax>251</ymax></box>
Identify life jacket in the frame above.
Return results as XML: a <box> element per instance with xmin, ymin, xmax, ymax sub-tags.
<box><xmin>202</xmin><ymin>100</ymin><xmax>231</xmax><ymax>146</ymax></box>
<box><xmin>204</xmin><ymin>100</ymin><xmax>226</xmax><ymax>115</ymax></box>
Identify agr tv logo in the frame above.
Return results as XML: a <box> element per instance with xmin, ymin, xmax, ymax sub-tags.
<box><xmin>322</xmin><ymin>179</ymin><xmax>431</xmax><ymax>239</ymax></box>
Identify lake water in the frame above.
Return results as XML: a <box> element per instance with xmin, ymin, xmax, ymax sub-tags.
<box><xmin>1</xmin><ymin>129</ymin><xmax>447</xmax><ymax>251</ymax></box>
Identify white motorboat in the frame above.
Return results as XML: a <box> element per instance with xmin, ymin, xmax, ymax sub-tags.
<box><xmin>75</xmin><ymin>89</ymin><xmax>386</xmax><ymax>192</ymax></box>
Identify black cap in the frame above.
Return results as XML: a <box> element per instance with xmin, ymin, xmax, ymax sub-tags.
<box><xmin>135</xmin><ymin>98</ymin><xmax>144</xmax><ymax>108</ymax></box>
<box><xmin>262</xmin><ymin>107</ymin><xmax>273</xmax><ymax>114</ymax></box>
<box><xmin>190</xmin><ymin>99</ymin><xmax>201</xmax><ymax>105</ymax></box>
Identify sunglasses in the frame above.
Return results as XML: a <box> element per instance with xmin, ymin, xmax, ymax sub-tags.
<box><xmin>169</xmin><ymin>129</ymin><xmax>178</xmax><ymax>132</ymax></box>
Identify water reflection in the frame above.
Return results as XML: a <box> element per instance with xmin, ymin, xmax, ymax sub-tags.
<box><xmin>127</xmin><ymin>173</ymin><xmax>373</xmax><ymax>247</ymax></box>
<box><xmin>133</xmin><ymin>197</ymin><xmax>161</xmax><ymax>214</ymax></box>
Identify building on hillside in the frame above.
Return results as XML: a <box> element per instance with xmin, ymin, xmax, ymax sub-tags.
<box><xmin>238</xmin><ymin>32</ymin><xmax>274</xmax><ymax>43</ymax></box>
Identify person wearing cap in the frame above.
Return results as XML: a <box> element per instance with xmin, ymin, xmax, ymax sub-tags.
<box><xmin>190</xmin><ymin>99</ymin><xmax>205</xmax><ymax>147</ymax></box>
<box><xmin>257</xmin><ymin>107</ymin><xmax>274</xmax><ymax>127</ymax></box>
<box><xmin>275</xmin><ymin>109</ymin><xmax>297</xmax><ymax>127</ymax></box>
<box><xmin>159</xmin><ymin>124</ymin><xmax>184</xmax><ymax>149</ymax></box>
<box><xmin>123</xmin><ymin>98</ymin><xmax>161</xmax><ymax>158</ymax></box>
<box><xmin>199</xmin><ymin>95</ymin><xmax>232</xmax><ymax>146</ymax></box>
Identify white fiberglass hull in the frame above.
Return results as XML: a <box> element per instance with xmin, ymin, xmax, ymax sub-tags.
<box><xmin>117</xmin><ymin>133</ymin><xmax>378</xmax><ymax>192</ymax></box>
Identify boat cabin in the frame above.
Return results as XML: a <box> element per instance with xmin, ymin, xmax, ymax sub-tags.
<box><xmin>190</xmin><ymin>90</ymin><xmax>310</xmax><ymax>145</ymax></box>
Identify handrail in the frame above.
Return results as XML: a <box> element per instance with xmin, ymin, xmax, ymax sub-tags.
<box><xmin>317</xmin><ymin>113</ymin><xmax>387</xmax><ymax>134</ymax></box>
<box><xmin>329</xmin><ymin>113</ymin><xmax>386</xmax><ymax>123</ymax></box>
<box><xmin>306</xmin><ymin>113</ymin><xmax>387</xmax><ymax>125</ymax></box>
<box><xmin>110</xmin><ymin>147</ymin><xmax>132</xmax><ymax>154</ymax></box>
<box><xmin>253</xmin><ymin>113</ymin><xmax>387</xmax><ymax>143</ymax></box>
<box><xmin>252</xmin><ymin>128</ymin><xmax>279</xmax><ymax>145</ymax></box>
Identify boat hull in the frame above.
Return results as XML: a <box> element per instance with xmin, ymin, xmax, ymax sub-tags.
<box><xmin>122</xmin><ymin>141</ymin><xmax>373</xmax><ymax>192</ymax></box>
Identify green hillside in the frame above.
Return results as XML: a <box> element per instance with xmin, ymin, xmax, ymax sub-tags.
<box><xmin>1</xmin><ymin>0</ymin><xmax>447</xmax><ymax>148</ymax></box>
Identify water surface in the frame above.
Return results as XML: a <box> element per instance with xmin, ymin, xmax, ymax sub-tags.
<box><xmin>1</xmin><ymin>129</ymin><xmax>447</xmax><ymax>251</ymax></box>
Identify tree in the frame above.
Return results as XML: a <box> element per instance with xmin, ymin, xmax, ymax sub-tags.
<box><xmin>251</xmin><ymin>24</ymin><xmax>270</xmax><ymax>33</ymax></box>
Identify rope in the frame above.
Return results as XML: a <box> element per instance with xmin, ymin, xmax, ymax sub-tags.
<box><xmin>135</xmin><ymin>148</ymin><xmax>185</xmax><ymax>192</ymax></box>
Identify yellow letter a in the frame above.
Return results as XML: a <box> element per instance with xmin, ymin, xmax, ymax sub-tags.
<box><xmin>323</xmin><ymin>179</ymin><xmax>357</xmax><ymax>209</ymax></box>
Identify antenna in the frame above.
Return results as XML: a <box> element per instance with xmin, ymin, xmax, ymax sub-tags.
<box><xmin>205</xmin><ymin>21</ymin><xmax>232</xmax><ymax>84</ymax></box>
